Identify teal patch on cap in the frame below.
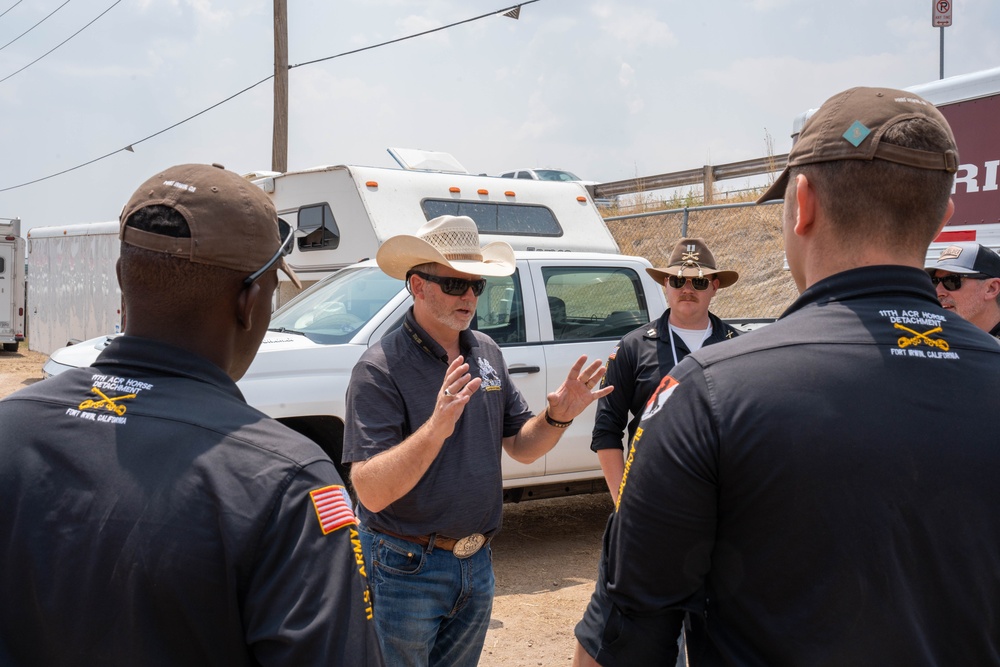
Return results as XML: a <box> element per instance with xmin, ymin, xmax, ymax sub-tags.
<box><xmin>843</xmin><ymin>121</ymin><xmax>871</xmax><ymax>147</ymax></box>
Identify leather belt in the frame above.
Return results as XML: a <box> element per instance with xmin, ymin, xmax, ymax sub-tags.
<box><xmin>379</xmin><ymin>530</ymin><xmax>488</xmax><ymax>559</ymax></box>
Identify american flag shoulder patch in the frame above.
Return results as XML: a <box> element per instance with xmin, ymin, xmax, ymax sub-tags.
<box><xmin>309</xmin><ymin>485</ymin><xmax>356</xmax><ymax>534</ymax></box>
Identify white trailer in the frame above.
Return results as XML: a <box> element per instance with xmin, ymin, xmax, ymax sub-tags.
<box><xmin>0</xmin><ymin>218</ymin><xmax>26</xmax><ymax>352</ymax></box>
<box><xmin>791</xmin><ymin>67</ymin><xmax>1000</xmax><ymax>259</ymax></box>
<box><xmin>911</xmin><ymin>68</ymin><xmax>1000</xmax><ymax>258</ymax></box>
<box><xmin>26</xmin><ymin>221</ymin><xmax>121</xmax><ymax>355</ymax></box>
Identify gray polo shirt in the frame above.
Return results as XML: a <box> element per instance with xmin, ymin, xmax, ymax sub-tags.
<box><xmin>344</xmin><ymin>308</ymin><xmax>532</xmax><ymax>538</ymax></box>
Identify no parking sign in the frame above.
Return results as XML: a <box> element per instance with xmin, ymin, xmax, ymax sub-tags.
<box><xmin>933</xmin><ymin>0</ymin><xmax>953</xmax><ymax>27</ymax></box>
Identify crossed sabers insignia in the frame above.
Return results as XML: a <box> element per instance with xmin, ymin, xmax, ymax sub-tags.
<box><xmin>79</xmin><ymin>387</ymin><xmax>136</xmax><ymax>416</ymax></box>
<box><xmin>894</xmin><ymin>323</ymin><xmax>949</xmax><ymax>351</ymax></box>
<box><xmin>680</xmin><ymin>251</ymin><xmax>701</xmax><ymax>263</ymax></box>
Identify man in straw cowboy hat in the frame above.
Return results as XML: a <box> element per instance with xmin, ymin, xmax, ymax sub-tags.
<box><xmin>591</xmin><ymin>237</ymin><xmax>741</xmax><ymax>505</ymax></box>
<box><xmin>574</xmin><ymin>86</ymin><xmax>1000</xmax><ymax>666</ymax></box>
<box><xmin>344</xmin><ymin>214</ymin><xmax>612</xmax><ymax>666</ymax></box>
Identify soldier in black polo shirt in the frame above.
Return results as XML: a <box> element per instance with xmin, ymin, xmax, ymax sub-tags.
<box><xmin>588</xmin><ymin>237</ymin><xmax>741</xmax><ymax>666</ymax></box>
<box><xmin>344</xmin><ymin>215</ymin><xmax>611</xmax><ymax>667</ymax></box>
<box><xmin>592</xmin><ymin>237</ymin><xmax>740</xmax><ymax>505</ymax></box>
<box><xmin>0</xmin><ymin>164</ymin><xmax>383</xmax><ymax>666</ymax></box>
<box><xmin>575</xmin><ymin>87</ymin><xmax>1000</xmax><ymax>665</ymax></box>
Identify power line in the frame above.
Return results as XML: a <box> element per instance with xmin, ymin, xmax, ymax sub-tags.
<box><xmin>0</xmin><ymin>0</ymin><xmax>72</xmax><ymax>52</ymax></box>
<box><xmin>0</xmin><ymin>0</ymin><xmax>122</xmax><ymax>84</ymax></box>
<box><xmin>0</xmin><ymin>1</ymin><xmax>538</xmax><ymax>194</ymax></box>
<box><xmin>292</xmin><ymin>0</ymin><xmax>538</xmax><ymax>69</ymax></box>
<box><xmin>0</xmin><ymin>74</ymin><xmax>275</xmax><ymax>193</ymax></box>
<box><xmin>0</xmin><ymin>1</ymin><xmax>26</xmax><ymax>21</ymax></box>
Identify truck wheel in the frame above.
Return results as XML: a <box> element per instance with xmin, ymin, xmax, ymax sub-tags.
<box><xmin>2</xmin><ymin>342</ymin><xmax>18</xmax><ymax>352</ymax></box>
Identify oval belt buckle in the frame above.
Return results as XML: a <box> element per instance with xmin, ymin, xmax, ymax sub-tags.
<box><xmin>452</xmin><ymin>533</ymin><xmax>486</xmax><ymax>559</ymax></box>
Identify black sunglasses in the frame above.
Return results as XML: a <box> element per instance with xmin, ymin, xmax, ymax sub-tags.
<box><xmin>930</xmin><ymin>273</ymin><xmax>990</xmax><ymax>291</ymax></box>
<box><xmin>244</xmin><ymin>218</ymin><xmax>294</xmax><ymax>287</ymax></box>
<box><xmin>667</xmin><ymin>275</ymin><xmax>712</xmax><ymax>291</ymax></box>
<box><xmin>407</xmin><ymin>270</ymin><xmax>486</xmax><ymax>297</ymax></box>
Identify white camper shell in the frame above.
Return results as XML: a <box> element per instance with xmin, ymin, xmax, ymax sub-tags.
<box><xmin>251</xmin><ymin>162</ymin><xmax>620</xmax><ymax>303</ymax></box>
<box><xmin>0</xmin><ymin>218</ymin><xmax>26</xmax><ymax>352</ymax></box>
<box><xmin>24</xmin><ymin>154</ymin><xmax>620</xmax><ymax>351</ymax></box>
<box><xmin>26</xmin><ymin>221</ymin><xmax>122</xmax><ymax>355</ymax></box>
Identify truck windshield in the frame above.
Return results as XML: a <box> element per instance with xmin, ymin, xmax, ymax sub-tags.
<box><xmin>269</xmin><ymin>267</ymin><xmax>404</xmax><ymax>344</ymax></box>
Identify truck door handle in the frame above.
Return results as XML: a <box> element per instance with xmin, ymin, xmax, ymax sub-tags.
<box><xmin>508</xmin><ymin>365</ymin><xmax>540</xmax><ymax>375</ymax></box>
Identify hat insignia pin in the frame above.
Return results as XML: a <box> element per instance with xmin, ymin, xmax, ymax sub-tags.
<box><xmin>843</xmin><ymin>121</ymin><xmax>871</xmax><ymax>147</ymax></box>
<box><xmin>938</xmin><ymin>245</ymin><xmax>963</xmax><ymax>261</ymax></box>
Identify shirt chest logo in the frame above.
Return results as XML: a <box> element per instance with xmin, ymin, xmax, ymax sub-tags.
<box><xmin>65</xmin><ymin>374</ymin><xmax>154</xmax><ymax>424</ymax></box>
<box><xmin>880</xmin><ymin>308</ymin><xmax>959</xmax><ymax>360</ymax></box>
<box><xmin>478</xmin><ymin>357</ymin><xmax>503</xmax><ymax>392</ymax></box>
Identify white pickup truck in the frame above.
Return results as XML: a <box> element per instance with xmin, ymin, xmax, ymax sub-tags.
<box><xmin>45</xmin><ymin>251</ymin><xmax>670</xmax><ymax>501</ymax></box>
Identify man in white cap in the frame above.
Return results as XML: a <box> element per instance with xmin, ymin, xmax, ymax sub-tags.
<box><xmin>344</xmin><ymin>214</ymin><xmax>611</xmax><ymax>667</ymax></box>
<box><xmin>926</xmin><ymin>242</ymin><xmax>1000</xmax><ymax>340</ymax></box>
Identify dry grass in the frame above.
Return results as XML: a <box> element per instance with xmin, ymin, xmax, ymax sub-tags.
<box><xmin>602</xmin><ymin>186</ymin><xmax>799</xmax><ymax>320</ymax></box>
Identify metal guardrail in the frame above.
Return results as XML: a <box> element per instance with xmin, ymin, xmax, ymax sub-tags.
<box><xmin>589</xmin><ymin>154</ymin><xmax>789</xmax><ymax>200</ymax></box>
<box><xmin>603</xmin><ymin>200</ymin><xmax>783</xmax><ymax>237</ymax></box>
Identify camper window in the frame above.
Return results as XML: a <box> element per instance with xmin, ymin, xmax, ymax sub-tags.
<box><xmin>421</xmin><ymin>199</ymin><xmax>562</xmax><ymax>237</ymax></box>
<box><xmin>296</xmin><ymin>203</ymin><xmax>341</xmax><ymax>251</ymax></box>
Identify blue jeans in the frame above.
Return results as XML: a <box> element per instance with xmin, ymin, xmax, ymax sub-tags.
<box><xmin>359</xmin><ymin>525</ymin><xmax>495</xmax><ymax>667</ymax></box>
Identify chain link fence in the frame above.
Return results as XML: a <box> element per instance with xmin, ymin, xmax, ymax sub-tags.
<box><xmin>603</xmin><ymin>201</ymin><xmax>798</xmax><ymax>320</ymax></box>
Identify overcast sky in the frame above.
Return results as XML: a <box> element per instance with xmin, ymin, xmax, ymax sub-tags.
<box><xmin>1</xmin><ymin>0</ymin><xmax>997</xmax><ymax>234</ymax></box>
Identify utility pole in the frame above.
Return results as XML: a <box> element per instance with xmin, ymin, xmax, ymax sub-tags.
<box><xmin>272</xmin><ymin>0</ymin><xmax>289</xmax><ymax>172</ymax></box>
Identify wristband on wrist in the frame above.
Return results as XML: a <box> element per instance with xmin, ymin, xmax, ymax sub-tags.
<box><xmin>544</xmin><ymin>409</ymin><xmax>573</xmax><ymax>429</ymax></box>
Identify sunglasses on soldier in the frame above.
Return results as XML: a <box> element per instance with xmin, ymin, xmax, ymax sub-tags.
<box><xmin>667</xmin><ymin>275</ymin><xmax>712</xmax><ymax>291</ymax></box>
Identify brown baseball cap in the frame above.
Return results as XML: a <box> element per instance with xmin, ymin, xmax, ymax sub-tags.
<box><xmin>757</xmin><ymin>86</ymin><xmax>958</xmax><ymax>203</ymax></box>
<box><xmin>119</xmin><ymin>163</ymin><xmax>301</xmax><ymax>288</ymax></box>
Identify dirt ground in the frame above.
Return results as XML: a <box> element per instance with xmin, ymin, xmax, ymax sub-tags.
<box><xmin>0</xmin><ymin>346</ymin><xmax>611</xmax><ymax>666</ymax></box>
<box><xmin>0</xmin><ymin>346</ymin><xmax>47</xmax><ymax>396</ymax></box>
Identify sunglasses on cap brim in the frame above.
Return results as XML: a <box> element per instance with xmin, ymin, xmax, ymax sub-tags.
<box><xmin>667</xmin><ymin>275</ymin><xmax>713</xmax><ymax>290</ymax></box>
<box><xmin>407</xmin><ymin>270</ymin><xmax>487</xmax><ymax>297</ymax></box>
<box><xmin>244</xmin><ymin>218</ymin><xmax>294</xmax><ymax>287</ymax></box>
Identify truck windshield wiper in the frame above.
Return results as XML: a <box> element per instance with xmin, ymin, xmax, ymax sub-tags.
<box><xmin>268</xmin><ymin>327</ymin><xmax>307</xmax><ymax>336</ymax></box>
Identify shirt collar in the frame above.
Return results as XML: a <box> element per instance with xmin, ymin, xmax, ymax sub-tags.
<box><xmin>95</xmin><ymin>335</ymin><xmax>245</xmax><ymax>401</ymax></box>
<box><xmin>780</xmin><ymin>266</ymin><xmax>938</xmax><ymax>320</ymax></box>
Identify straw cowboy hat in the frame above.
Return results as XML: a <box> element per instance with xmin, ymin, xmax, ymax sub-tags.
<box><xmin>376</xmin><ymin>215</ymin><xmax>516</xmax><ymax>280</ymax></box>
<box><xmin>646</xmin><ymin>237</ymin><xmax>739</xmax><ymax>288</ymax></box>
